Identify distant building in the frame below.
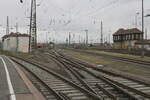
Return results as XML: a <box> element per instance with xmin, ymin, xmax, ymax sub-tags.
<box><xmin>37</xmin><ymin>43</ymin><xmax>47</xmax><ymax>48</ymax></box>
<box><xmin>113</xmin><ymin>28</ymin><xmax>143</xmax><ymax>49</ymax></box>
<box><xmin>2</xmin><ymin>32</ymin><xmax>30</xmax><ymax>53</ymax></box>
<box><xmin>0</xmin><ymin>40</ymin><xmax>2</xmax><ymax>49</ymax></box>
<box><xmin>135</xmin><ymin>40</ymin><xmax>150</xmax><ymax>51</ymax></box>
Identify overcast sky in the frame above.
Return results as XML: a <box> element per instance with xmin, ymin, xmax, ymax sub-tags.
<box><xmin>0</xmin><ymin>0</ymin><xmax>150</xmax><ymax>43</ymax></box>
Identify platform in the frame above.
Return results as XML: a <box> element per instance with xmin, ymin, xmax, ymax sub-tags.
<box><xmin>0</xmin><ymin>55</ymin><xmax>44</xmax><ymax>100</ymax></box>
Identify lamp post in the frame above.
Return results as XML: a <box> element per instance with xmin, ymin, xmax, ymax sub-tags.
<box><xmin>145</xmin><ymin>14</ymin><xmax>150</xmax><ymax>17</ymax></box>
<box><xmin>142</xmin><ymin>0</ymin><xmax>144</xmax><ymax>36</ymax></box>
<box><xmin>145</xmin><ymin>14</ymin><xmax>150</xmax><ymax>40</ymax></box>
<box><xmin>141</xmin><ymin>0</ymin><xmax>145</xmax><ymax>58</ymax></box>
<box><xmin>20</xmin><ymin>0</ymin><xmax>23</xmax><ymax>3</ymax></box>
<box><xmin>135</xmin><ymin>12</ymin><xmax>140</xmax><ymax>28</ymax></box>
<box><xmin>85</xmin><ymin>29</ymin><xmax>88</xmax><ymax>47</ymax></box>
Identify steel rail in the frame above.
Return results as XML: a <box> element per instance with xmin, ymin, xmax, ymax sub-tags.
<box><xmin>41</xmin><ymin>52</ymin><xmax>121</xmax><ymax>99</ymax></box>
<box><xmin>58</xmin><ymin>92</ymin><xmax>72</xmax><ymax>100</ymax></box>
<box><xmin>95</xmin><ymin>84</ymin><xmax>117</xmax><ymax>100</ymax></box>
<box><xmin>50</xmin><ymin>50</ymin><xmax>150</xmax><ymax>100</ymax></box>
<box><xmin>86</xmin><ymin>70</ymin><xmax>142</xmax><ymax>100</ymax></box>
<box><xmin>11</xmin><ymin>58</ymin><xmax>67</xmax><ymax>100</ymax></box>
<box><xmin>10</xmin><ymin>56</ymin><xmax>102</xmax><ymax>100</ymax></box>
<box><xmin>66</xmin><ymin>66</ymin><xmax>99</xmax><ymax>96</ymax></box>
<box><xmin>54</xmin><ymin>50</ymin><xmax>150</xmax><ymax>87</ymax></box>
<box><xmin>47</xmin><ymin>53</ymin><xmax>103</xmax><ymax>98</ymax></box>
<box><xmin>48</xmin><ymin>51</ymin><xmax>137</xmax><ymax>100</ymax></box>
<box><xmin>64</xmin><ymin>60</ymin><xmax>141</xmax><ymax>100</ymax></box>
<box><xmin>61</xmin><ymin>56</ymin><xmax>150</xmax><ymax>99</ymax></box>
<box><xmin>104</xmin><ymin>77</ymin><xmax>150</xmax><ymax>99</ymax></box>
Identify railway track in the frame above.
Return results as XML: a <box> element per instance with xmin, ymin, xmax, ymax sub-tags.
<box><xmin>45</xmin><ymin>50</ymin><xmax>150</xmax><ymax>100</ymax></box>
<box><xmin>67</xmin><ymin>49</ymin><xmax>150</xmax><ymax>66</ymax></box>
<box><xmin>91</xmin><ymin>49</ymin><xmax>150</xmax><ymax>57</ymax></box>
<box><xmin>55</xmin><ymin>50</ymin><xmax>150</xmax><ymax>85</ymax></box>
<box><xmin>10</xmin><ymin>57</ymin><xmax>101</xmax><ymax>100</ymax></box>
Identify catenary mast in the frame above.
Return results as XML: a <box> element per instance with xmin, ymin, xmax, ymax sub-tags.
<box><xmin>20</xmin><ymin>0</ymin><xmax>37</xmax><ymax>53</ymax></box>
<box><xmin>29</xmin><ymin>0</ymin><xmax>37</xmax><ymax>52</ymax></box>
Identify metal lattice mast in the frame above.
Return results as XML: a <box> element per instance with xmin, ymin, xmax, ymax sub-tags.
<box><xmin>29</xmin><ymin>0</ymin><xmax>37</xmax><ymax>52</ymax></box>
<box><xmin>85</xmin><ymin>30</ymin><xmax>88</xmax><ymax>46</ymax></box>
<box><xmin>6</xmin><ymin>16</ymin><xmax>9</xmax><ymax>35</ymax></box>
<box><xmin>100</xmin><ymin>21</ymin><xmax>103</xmax><ymax>45</ymax></box>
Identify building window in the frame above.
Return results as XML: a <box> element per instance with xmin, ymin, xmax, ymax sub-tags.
<box><xmin>134</xmin><ymin>34</ymin><xmax>136</xmax><ymax>40</ymax></box>
<box><xmin>114</xmin><ymin>36</ymin><xmax>116</xmax><ymax>41</ymax></box>
<box><xmin>7</xmin><ymin>38</ymin><xmax>10</xmax><ymax>47</ymax></box>
<box><xmin>140</xmin><ymin>34</ymin><xmax>143</xmax><ymax>40</ymax></box>
<box><xmin>131</xmin><ymin>34</ymin><xmax>133</xmax><ymax>40</ymax></box>
<box><xmin>118</xmin><ymin>35</ymin><xmax>120</xmax><ymax>41</ymax></box>
<box><xmin>128</xmin><ymin>34</ymin><xmax>130</xmax><ymax>40</ymax></box>
<box><xmin>127</xmin><ymin>34</ymin><xmax>129</xmax><ymax>40</ymax></box>
<box><xmin>137</xmin><ymin>34</ymin><xmax>139</xmax><ymax>40</ymax></box>
<box><xmin>132</xmin><ymin>34</ymin><xmax>134</xmax><ymax>40</ymax></box>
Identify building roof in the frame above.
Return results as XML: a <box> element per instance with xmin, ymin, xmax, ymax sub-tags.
<box><xmin>113</xmin><ymin>28</ymin><xmax>142</xmax><ymax>35</ymax></box>
<box><xmin>135</xmin><ymin>40</ymin><xmax>150</xmax><ymax>45</ymax></box>
<box><xmin>2</xmin><ymin>32</ymin><xmax>29</xmax><ymax>39</ymax></box>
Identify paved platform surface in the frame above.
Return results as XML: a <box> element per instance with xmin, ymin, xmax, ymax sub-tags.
<box><xmin>0</xmin><ymin>55</ymin><xmax>31</xmax><ymax>100</ymax></box>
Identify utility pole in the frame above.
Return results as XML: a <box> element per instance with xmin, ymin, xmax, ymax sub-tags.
<box><xmin>142</xmin><ymin>0</ymin><xmax>144</xmax><ymax>38</ymax></box>
<box><xmin>79</xmin><ymin>35</ymin><xmax>81</xmax><ymax>44</ymax></box>
<box><xmin>135</xmin><ymin>12</ymin><xmax>139</xmax><ymax>28</ymax></box>
<box><xmin>141</xmin><ymin>0</ymin><xmax>145</xmax><ymax>58</ymax></box>
<box><xmin>29</xmin><ymin>0</ymin><xmax>37</xmax><ymax>53</ymax></box>
<box><xmin>66</xmin><ymin>38</ymin><xmax>68</xmax><ymax>47</ymax></box>
<box><xmin>6</xmin><ymin>16</ymin><xmax>9</xmax><ymax>35</ymax></box>
<box><xmin>109</xmin><ymin>34</ymin><xmax>111</xmax><ymax>45</ymax></box>
<box><xmin>16</xmin><ymin>23</ymin><xmax>19</xmax><ymax>52</ymax></box>
<box><xmin>69</xmin><ymin>32</ymin><xmax>71</xmax><ymax>47</ymax></box>
<box><xmin>27</xmin><ymin>30</ymin><xmax>29</xmax><ymax>34</ymax></box>
<box><xmin>15</xmin><ymin>23</ymin><xmax>18</xmax><ymax>33</ymax></box>
<box><xmin>85</xmin><ymin>29</ymin><xmax>88</xmax><ymax>46</ymax></box>
<box><xmin>145</xmin><ymin>28</ymin><xmax>147</xmax><ymax>40</ymax></box>
<box><xmin>101</xmin><ymin>21</ymin><xmax>103</xmax><ymax>46</ymax></box>
<box><xmin>46</xmin><ymin>32</ymin><xmax>48</xmax><ymax>44</ymax></box>
<box><xmin>73</xmin><ymin>34</ymin><xmax>75</xmax><ymax>44</ymax></box>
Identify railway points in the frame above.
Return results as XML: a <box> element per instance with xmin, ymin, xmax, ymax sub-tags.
<box><xmin>0</xmin><ymin>0</ymin><xmax>150</xmax><ymax>100</ymax></box>
<box><xmin>0</xmin><ymin>49</ymin><xmax>150</xmax><ymax>100</ymax></box>
<box><xmin>46</xmin><ymin>50</ymin><xmax>150</xmax><ymax>100</ymax></box>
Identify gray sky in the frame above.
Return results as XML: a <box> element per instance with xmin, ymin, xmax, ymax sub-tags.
<box><xmin>0</xmin><ymin>0</ymin><xmax>150</xmax><ymax>43</ymax></box>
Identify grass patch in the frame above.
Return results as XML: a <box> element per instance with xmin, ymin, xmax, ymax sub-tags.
<box><xmin>63</xmin><ymin>49</ymin><xmax>150</xmax><ymax>79</ymax></box>
<box><xmin>86</xmin><ymin>49</ymin><xmax>150</xmax><ymax>62</ymax></box>
<box><xmin>0</xmin><ymin>50</ymin><xmax>33</xmax><ymax>59</ymax></box>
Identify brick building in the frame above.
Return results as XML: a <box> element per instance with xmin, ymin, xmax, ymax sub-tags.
<box><xmin>135</xmin><ymin>40</ymin><xmax>150</xmax><ymax>51</ymax></box>
<box><xmin>2</xmin><ymin>32</ymin><xmax>30</xmax><ymax>53</ymax></box>
<box><xmin>113</xmin><ymin>28</ymin><xmax>143</xmax><ymax>49</ymax></box>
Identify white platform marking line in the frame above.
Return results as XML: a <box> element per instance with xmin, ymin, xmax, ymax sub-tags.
<box><xmin>0</xmin><ymin>56</ymin><xmax>16</xmax><ymax>100</ymax></box>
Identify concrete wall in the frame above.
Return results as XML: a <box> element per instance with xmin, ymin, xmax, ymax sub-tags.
<box><xmin>2</xmin><ymin>36</ymin><xmax>29</xmax><ymax>53</ymax></box>
<box><xmin>18</xmin><ymin>37</ymin><xmax>29</xmax><ymax>53</ymax></box>
<box><xmin>135</xmin><ymin>44</ymin><xmax>150</xmax><ymax>51</ymax></box>
<box><xmin>113</xmin><ymin>42</ymin><xmax>122</xmax><ymax>49</ymax></box>
<box><xmin>114</xmin><ymin>40</ymin><xmax>138</xmax><ymax>49</ymax></box>
<box><xmin>123</xmin><ymin>40</ymin><xmax>137</xmax><ymax>48</ymax></box>
<box><xmin>3</xmin><ymin>37</ymin><xmax>17</xmax><ymax>51</ymax></box>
